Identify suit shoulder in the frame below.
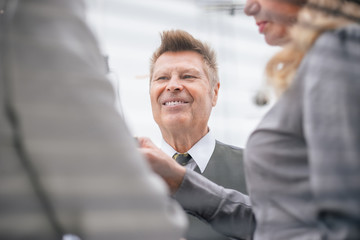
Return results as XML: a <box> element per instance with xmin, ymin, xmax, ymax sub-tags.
<box><xmin>214</xmin><ymin>140</ymin><xmax>244</xmax><ymax>159</ymax></box>
<box><xmin>215</xmin><ymin>140</ymin><xmax>243</xmax><ymax>151</ymax></box>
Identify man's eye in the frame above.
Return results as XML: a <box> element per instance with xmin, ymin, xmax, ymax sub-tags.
<box><xmin>156</xmin><ymin>76</ymin><xmax>168</xmax><ymax>80</ymax></box>
<box><xmin>183</xmin><ymin>75</ymin><xmax>195</xmax><ymax>79</ymax></box>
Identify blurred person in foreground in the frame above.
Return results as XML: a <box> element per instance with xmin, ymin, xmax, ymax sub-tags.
<box><xmin>149</xmin><ymin>29</ymin><xmax>247</xmax><ymax>240</ymax></box>
<box><xmin>139</xmin><ymin>0</ymin><xmax>360</xmax><ymax>239</ymax></box>
<box><xmin>0</xmin><ymin>0</ymin><xmax>187</xmax><ymax>239</ymax></box>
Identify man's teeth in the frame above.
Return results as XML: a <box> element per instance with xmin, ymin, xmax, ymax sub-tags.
<box><xmin>165</xmin><ymin>101</ymin><xmax>185</xmax><ymax>106</ymax></box>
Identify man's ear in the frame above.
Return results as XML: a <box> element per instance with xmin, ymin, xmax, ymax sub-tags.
<box><xmin>212</xmin><ymin>82</ymin><xmax>220</xmax><ymax>107</ymax></box>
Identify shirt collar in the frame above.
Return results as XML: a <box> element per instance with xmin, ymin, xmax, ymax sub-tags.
<box><xmin>161</xmin><ymin>129</ymin><xmax>216</xmax><ymax>173</ymax></box>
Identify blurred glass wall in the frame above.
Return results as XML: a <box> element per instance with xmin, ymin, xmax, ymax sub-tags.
<box><xmin>85</xmin><ymin>0</ymin><xmax>278</xmax><ymax>147</ymax></box>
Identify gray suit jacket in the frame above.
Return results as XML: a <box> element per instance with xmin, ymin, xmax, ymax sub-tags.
<box><xmin>185</xmin><ymin>140</ymin><xmax>247</xmax><ymax>240</ymax></box>
<box><xmin>0</xmin><ymin>0</ymin><xmax>186</xmax><ymax>239</ymax></box>
<box><xmin>174</xmin><ymin>24</ymin><xmax>360</xmax><ymax>240</ymax></box>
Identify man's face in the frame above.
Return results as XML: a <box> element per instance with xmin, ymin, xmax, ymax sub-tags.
<box><xmin>150</xmin><ymin>51</ymin><xmax>219</xmax><ymax>134</ymax></box>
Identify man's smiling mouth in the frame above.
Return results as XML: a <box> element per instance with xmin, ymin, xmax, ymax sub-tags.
<box><xmin>163</xmin><ymin>101</ymin><xmax>188</xmax><ymax>106</ymax></box>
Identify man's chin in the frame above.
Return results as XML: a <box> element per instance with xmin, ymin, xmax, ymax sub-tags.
<box><xmin>162</xmin><ymin>117</ymin><xmax>191</xmax><ymax>129</ymax></box>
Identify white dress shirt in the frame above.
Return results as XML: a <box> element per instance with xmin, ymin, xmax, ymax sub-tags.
<box><xmin>161</xmin><ymin>130</ymin><xmax>216</xmax><ymax>173</ymax></box>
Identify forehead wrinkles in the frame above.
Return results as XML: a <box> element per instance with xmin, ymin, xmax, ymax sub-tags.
<box><xmin>153</xmin><ymin>63</ymin><xmax>203</xmax><ymax>77</ymax></box>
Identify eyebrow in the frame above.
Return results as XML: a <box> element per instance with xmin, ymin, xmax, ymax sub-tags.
<box><xmin>153</xmin><ymin>67</ymin><xmax>202</xmax><ymax>77</ymax></box>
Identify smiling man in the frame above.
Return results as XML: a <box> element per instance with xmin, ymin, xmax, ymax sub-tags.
<box><xmin>148</xmin><ymin>30</ymin><xmax>247</xmax><ymax>240</ymax></box>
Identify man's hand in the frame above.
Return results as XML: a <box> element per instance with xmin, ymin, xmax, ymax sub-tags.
<box><xmin>137</xmin><ymin>137</ymin><xmax>186</xmax><ymax>194</ymax></box>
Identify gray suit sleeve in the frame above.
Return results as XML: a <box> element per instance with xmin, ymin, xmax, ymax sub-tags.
<box><xmin>0</xmin><ymin>0</ymin><xmax>187</xmax><ymax>239</ymax></box>
<box><xmin>303</xmin><ymin>25</ymin><xmax>360</xmax><ymax>238</ymax></box>
<box><xmin>173</xmin><ymin>170</ymin><xmax>255</xmax><ymax>240</ymax></box>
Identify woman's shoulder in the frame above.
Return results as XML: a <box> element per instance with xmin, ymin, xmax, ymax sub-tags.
<box><xmin>334</xmin><ymin>23</ymin><xmax>360</xmax><ymax>38</ymax></box>
<box><xmin>314</xmin><ymin>23</ymin><xmax>360</xmax><ymax>50</ymax></box>
<box><xmin>299</xmin><ymin>23</ymin><xmax>360</xmax><ymax>92</ymax></box>
<box><xmin>304</xmin><ymin>23</ymin><xmax>360</xmax><ymax>67</ymax></box>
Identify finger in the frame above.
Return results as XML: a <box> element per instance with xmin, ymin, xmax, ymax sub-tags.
<box><xmin>137</xmin><ymin>136</ymin><xmax>148</xmax><ymax>147</ymax></box>
<box><xmin>138</xmin><ymin>136</ymin><xmax>156</xmax><ymax>149</ymax></box>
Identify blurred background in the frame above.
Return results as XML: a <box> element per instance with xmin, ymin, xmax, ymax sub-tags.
<box><xmin>85</xmin><ymin>0</ymin><xmax>278</xmax><ymax>147</ymax></box>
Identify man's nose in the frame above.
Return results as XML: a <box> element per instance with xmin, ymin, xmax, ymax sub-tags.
<box><xmin>166</xmin><ymin>77</ymin><xmax>183</xmax><ymax>91</ymax></box>
<box><xmin>244</xmin><ymin>0</ymin><xmax>260</xmax><ymax>16</ymax></box>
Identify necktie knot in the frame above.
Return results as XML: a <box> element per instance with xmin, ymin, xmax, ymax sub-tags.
<box><xmin>172</xmin><ymin>153</ymin><xmax>192</xmax><ymax>166</ymax></box>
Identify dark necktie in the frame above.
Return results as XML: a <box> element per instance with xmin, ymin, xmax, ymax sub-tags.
<box><xmin>172</xmin><ymin>153</ymin><xmax>192</xmax><ymax>166</ymax></box>
<box><xmin>172</xmin><ymin>153</ymin><xmax>201</xmax><ymax>173</ymax></box>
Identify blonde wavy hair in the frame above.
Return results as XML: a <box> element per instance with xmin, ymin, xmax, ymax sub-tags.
<box><xmin>266</xmin><ymin>0</ymin><xmax>360</xmax><ymax>95</ymax></box>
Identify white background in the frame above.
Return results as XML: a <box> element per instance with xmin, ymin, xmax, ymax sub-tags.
<box><xmin>85</xmin><ymin>0</ymin><xmax>278</xmax><ymax>147</ymax></box>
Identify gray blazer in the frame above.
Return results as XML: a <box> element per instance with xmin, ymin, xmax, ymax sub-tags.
<box><xmin>185</xmin><ymin>141</ymin><xmax>247</xmax><ymax>240</ymax></box>
<box><xmin>0</xmin><ymin>0</ymin><xmax>186</xmax><ymax>239</ymax></box>
<box><xmin>174</xmin><ymin>24</ymin><xmax>360</xmax><ymax>240</ymax></box>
